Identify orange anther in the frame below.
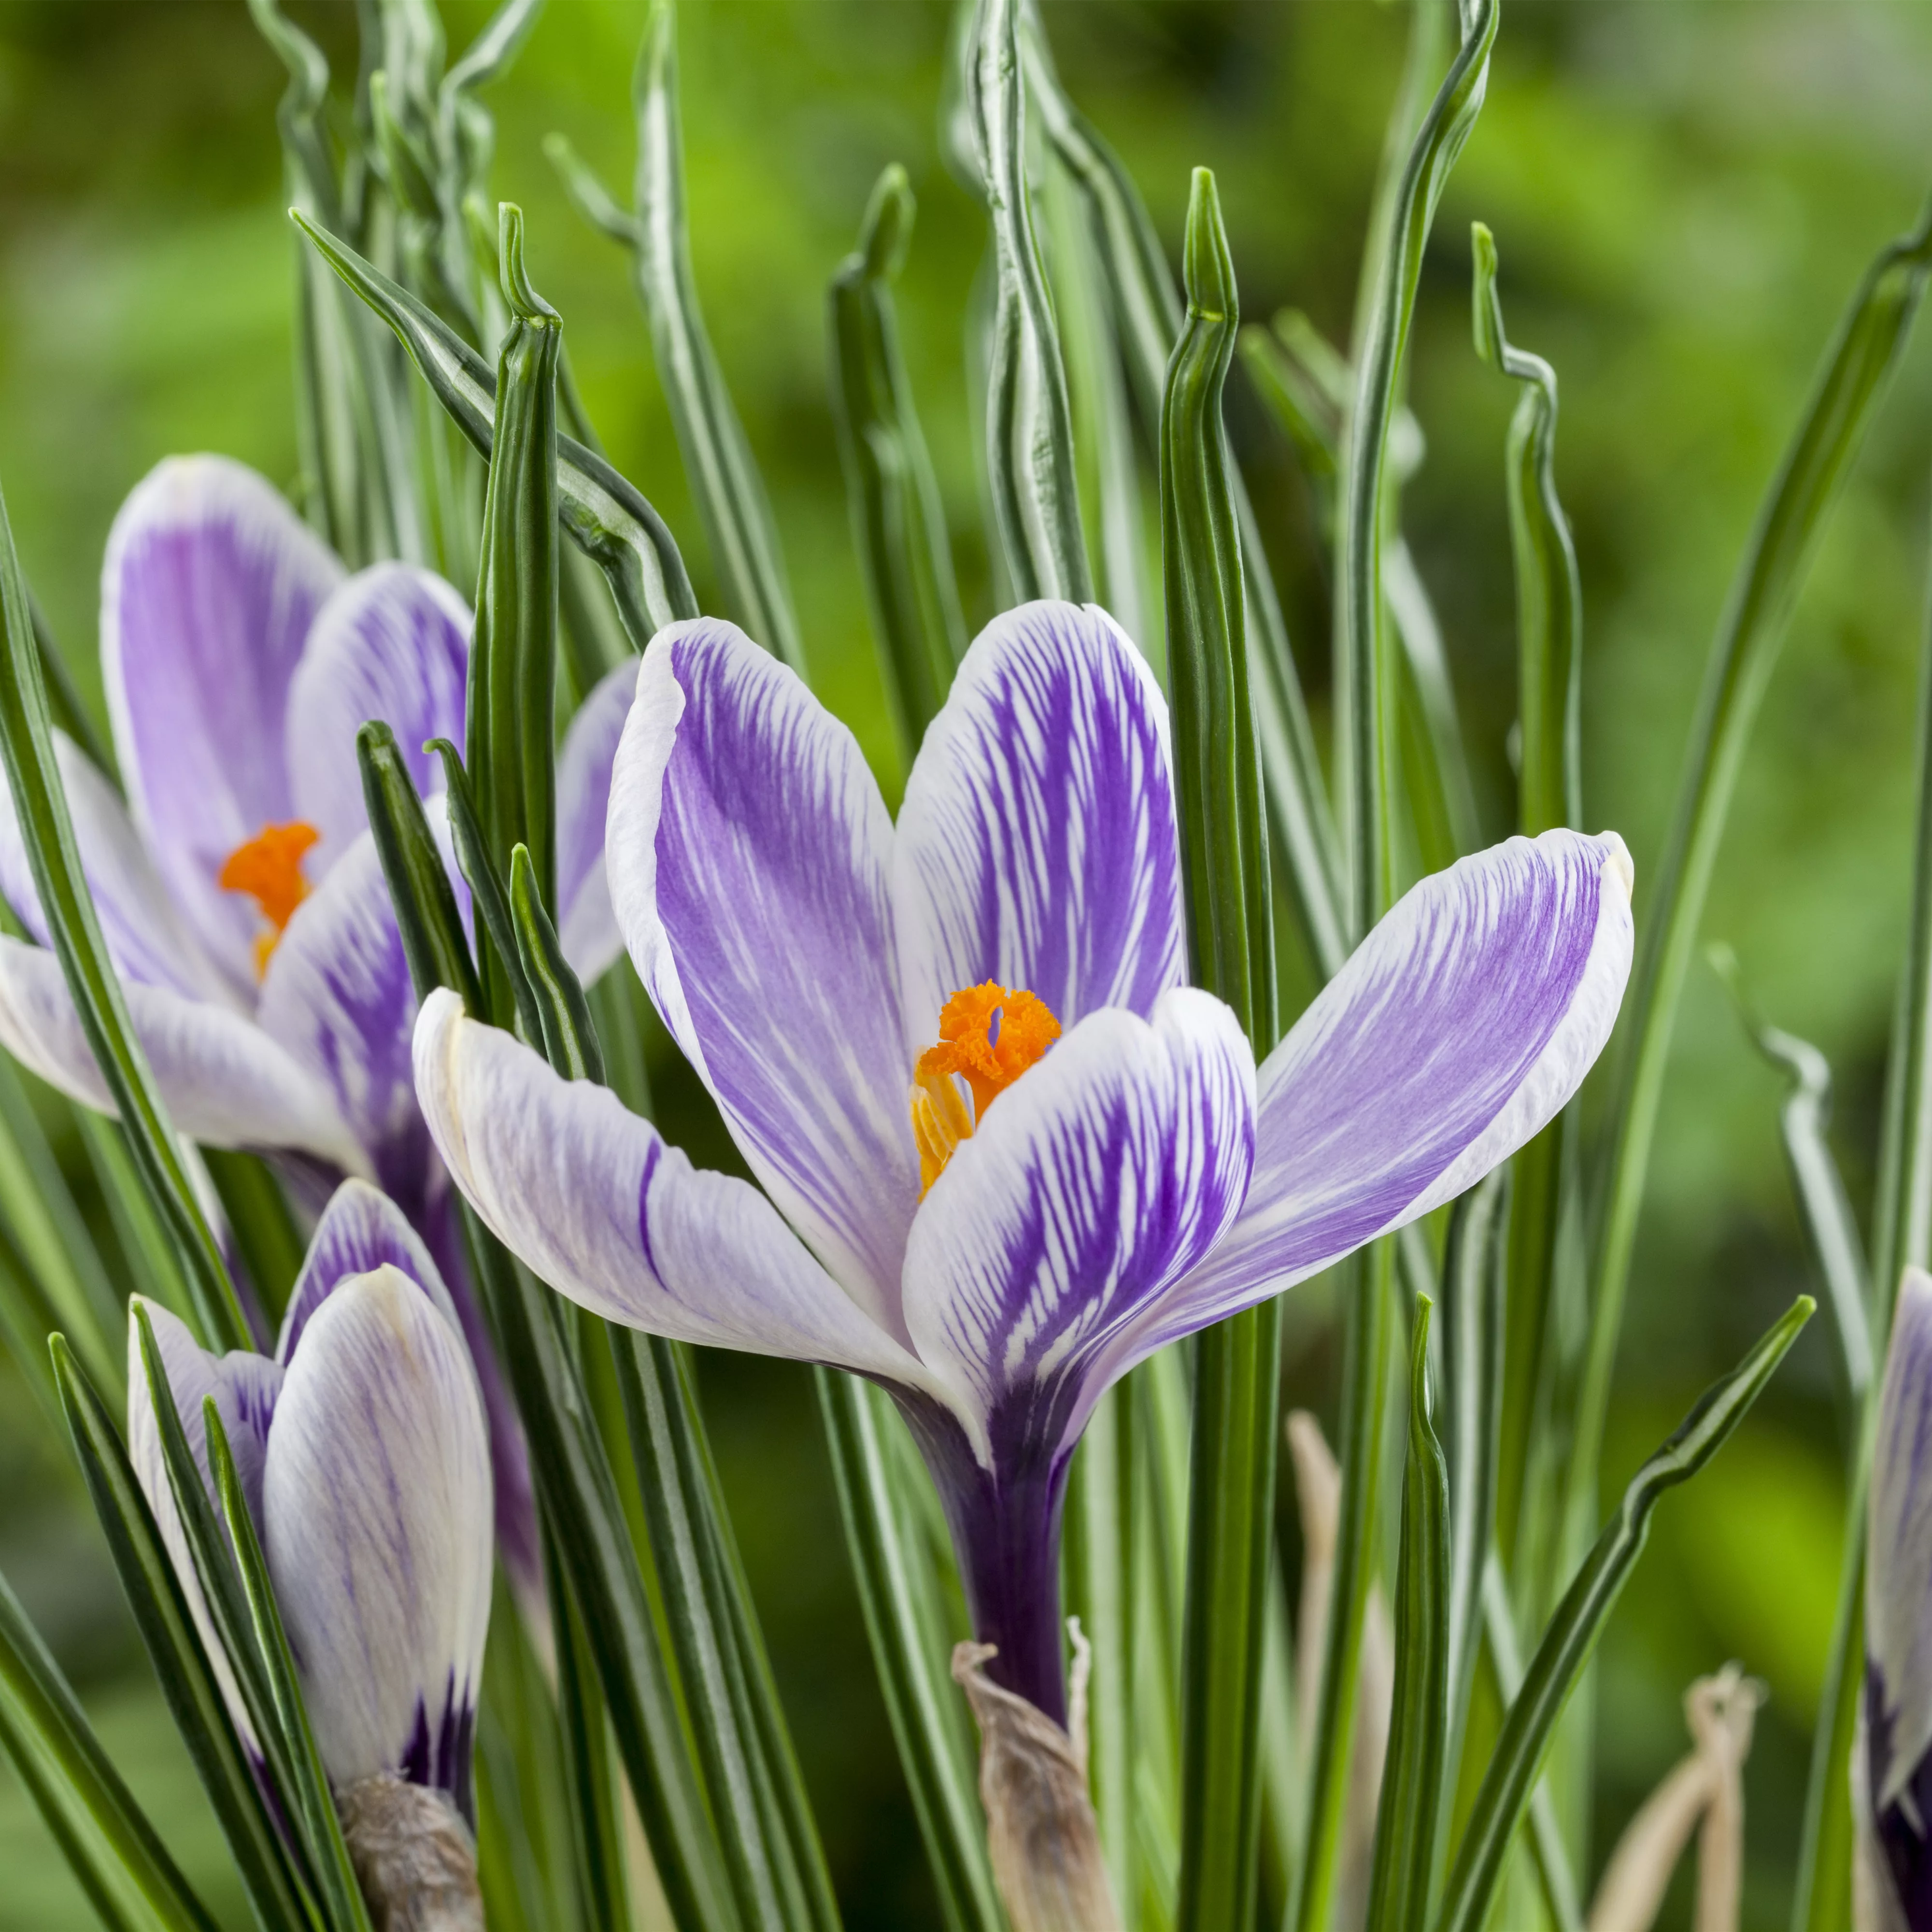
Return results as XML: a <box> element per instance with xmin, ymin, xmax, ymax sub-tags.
<box><xmin>910</xmin><ymin>982</ymin><xmax>1061</xmax><ymax>1194</ymax></box>
<box><xmin>219</xmin><ymin>820</ymin><xmax>320</xmax><ymax>976</ymax></box>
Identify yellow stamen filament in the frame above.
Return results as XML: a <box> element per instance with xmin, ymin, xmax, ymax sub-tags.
<box><xmin>909</xmin><ymin>981</ymin><xmax>1061</xmax><ymax>1194</ymax></box>
<box><xmin>219</xmin><ymin>820</ymin><xmax>321</xmax><ymax>978</ymax></box>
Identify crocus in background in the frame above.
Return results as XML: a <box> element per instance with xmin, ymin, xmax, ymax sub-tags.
<box><xmin>0</xmin><ymin>453</ymin><xmax>637</xmax><ymax>1587</ymax></box>
<box><xmin>129</xmin><ymin>1177</ymin><xmax>492</xmax><ymax>1928</ymax></box>
<box><xmin>1862</xmin><ymin>1265</ymin><xmax>1932</xmax><ymax>1931</ymax></box>
<box><xmin>415</xmin><ymin>597</ymin><xmax>1634</xmax><ymax>1731</ymax></box>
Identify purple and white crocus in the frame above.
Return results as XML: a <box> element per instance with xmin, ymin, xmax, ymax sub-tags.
<box><xmin>1863</xmin><ymin>1266</ymin><xmax>1932</xmax><ymax>1931</ymax></box>
<box><xmin>128</xmin><ymin>1179</ymin><xmax>491</xmax><ymax>1824</ymax></box>
<box><xmin>414</xmin><ymin>598</ymin><xmax>1634</xmax><ymax>1722</ymax></box>
<box><xmin>0</xmin><ymin>454</ymin><xmax>636</xmax><ymax>1581</ymax></box>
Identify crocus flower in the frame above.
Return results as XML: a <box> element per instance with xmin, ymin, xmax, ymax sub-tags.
<box><xmin>1864</xmin><ymin>1265</ymin><xmax>1932</xmax><ymax>1930</ymax></box>
<box><xmin>128</xmin><ymin>1178</ymin><xmax>491</xmax><ymax>1873</ymax></box>
<box><xmin>414</xmin><ymin>599</ymin><xmax>1633</xmax><ymax>1727</ymax></box>
<box><xmin>0</xmin><ymin>454</ymin><xmax>635</xmax><ymax>1580</ymax></box>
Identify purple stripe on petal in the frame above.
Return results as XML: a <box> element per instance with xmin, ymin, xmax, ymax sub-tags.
<box><xmin>102</xmin><ymin>456</ymin><xmax>345</xmax><ymax>991</ymax></box>
<box><xmin>256</xmin><ymin>830</ymin><xmax>416</xmax><ymax>1170</ymax></box>
<box><xmin>262</xmin><ymin>1264</ymin><xmax>492</xmax><ymax>1799</ymax></box>
<box><xmin>902</xmin><ymin>986</ymin><xmax>1255</xmax><ymax>1461</ymax></box>
<box><xmin>0</xmin><ymin>934</ymin><xmax>367</xmax><ymax>1172</ymax></box>
<box><xmin>284</xmin><ymin>564</ymin><xmax>471</xmax><ymax>877</ymax></box>
<box><xmin>0</xmin><ymin>731</ymin><xmax>235</xmax><ymax>1004</ymax></box>
<box><xmin>556</xmin><ymin>658</ymin><xmax>639</xmax><ymax>985</ymax></box>
<box><xmin>894</xmin><ymin>600</ymin><xmax>1186</xmax><ymax>1046</ymax></box>
<box><xmin>1147</xmin><ymin>830</ymin><xmax>1634</xmax><ymax>1348</ymax></box>
<box><xmin>609</xmin><ymin>620</ymin><xmax>920</xmax><ymax>1338</ymax></box>
<box><xmin>413</xmin><ymin>990</ymin><xmax>959</xmax><ymax>1410</ymax></box>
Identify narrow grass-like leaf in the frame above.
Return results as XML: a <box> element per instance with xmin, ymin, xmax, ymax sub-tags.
<box><xmin>816</xmin><ymin>1370</ymin><xmax>1000</xmax><ymax>1932</ymax></box>
<box><xmin>52</xmin><ymin>1335</ymin><xmax>314</xmax><ymax>1931</ymax></box>
<box><xmin>1436</xmin><ymin>1295</ymin><xmax>1814</xmax><ymax>1932</ymax></box>
<box><xmin>550</xmin><ymin>1539</ymin><xmax>633</xmax><ymax>1932</ymax></box>
<box><xmin>828</xmin><ymin>164</ymin><xmax>967</xmax><ymax>758</ymax></box>
<box><xmin>962</xmin><ymin>0</ymin><xmax>1092</xmax><ymax>603</ymax></box>
<box><xmin>1576</xmin><ymin>192</ymin><xmax>1932</xmax><ymax>1543</ymax></box>
<box><xmin>545</xmin><ymin>9</ymin><xmax>805</xmax><ymax>669</ymax></box>
<box><xmin>1164</xmin><ymin>166</ymin><xmax>1281</xmax><ymax>1932</ymax></box>
<box><xmin>206</xmin><ymin>1402</ymin><xmax>374</xmax><ymax>1932</ymax></box>
<box><xmin>1365</xmin><ymin>1299</ymin><xmax>1449</xmax><ymax>1932</ymax></box>
<box><xmin>0</xmin><ymin>1564</ymin><xmax>222</xmax><ymax>1932</ymax></box>
<box><xmin>0</xmin><ymin>472</ymin><xmax>247</xmax><ymax>1351</ymax></box>
<box><xmin>509</xmin><ymin>844</ymin><xmax>603</xmax><ymax>1084</ymax></box>
<box><xmin>294</xmin><ymin>210</ymin><xmax>696</xmax><ymax>645</ymax></box>
<box><xmin>1710</xmin><ymin>944</ymin><xmax>1872</xmax><ymax>1397</ymax></box>
<box><xmin>28</xmin><ymin>595</ymin><xmax>114</xmax><ymax>785</ymax></box>
<box><xmin>200</xmin><ymin>1150</ymin><xmax>305</xmax><ymax>1331</ymax></box>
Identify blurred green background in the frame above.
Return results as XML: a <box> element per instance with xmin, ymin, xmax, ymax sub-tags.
<box><xmin>1</xmin><ymin>1</ymin><xmax>1930</xmax><ymax>1926</ymax></box>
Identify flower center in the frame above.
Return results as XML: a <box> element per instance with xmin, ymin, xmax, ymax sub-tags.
<box><xmin>909</xmin><ymin>981</ymin><xmax>1061</xmax><ymax>1194</ymax></box>
<box><xmin>219</xmin><ymin>821</ymin><xmax>320</xmax><ymax>978</ymax></box>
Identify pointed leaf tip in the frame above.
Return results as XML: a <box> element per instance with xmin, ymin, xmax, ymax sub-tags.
<box><xmin>497</xmin><ymin>202</ymin><xmax>556</xmax><ymax>323</ymax></box>
<box><xmin>1183</xmin><ymin>166</ymin><xmax>1236</xmax><ymax>323</ymax></box>
<box><xmin>859</xmin><ymin>163</ymin><xmax>916</xmax><ymax>281</ymax></box>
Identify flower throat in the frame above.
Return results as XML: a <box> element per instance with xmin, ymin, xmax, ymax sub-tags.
<box><xmin>910</xmin><ymin>981</ymin><xmax>1060</xmax><ymax>1194</ymax></box>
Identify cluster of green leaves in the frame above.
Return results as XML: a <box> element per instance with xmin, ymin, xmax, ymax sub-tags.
<box><xmin>0</xmin><ymin>0</ymin><xmax>1930</xmax><ymax>1929</ymax></box>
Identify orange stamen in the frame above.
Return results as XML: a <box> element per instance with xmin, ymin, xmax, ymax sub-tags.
<box><xmin>909</xmin><ymin>981</ymin><xmax>1061</xmax><ymax>1194</ymax></box>
<box><xmin>219</xmin><ymin>821</ymin><xmax>320</xmax><ymax>977</ymax></box>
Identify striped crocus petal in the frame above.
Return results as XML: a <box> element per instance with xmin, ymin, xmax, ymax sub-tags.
<box><xmin>102</xmin><ymin>455</ymin><xmax>344</xmax><ymax>994</ymax></box>
<box><xmin>126</xmin><ymin>1296</ymin><xmax>284</xmax><ymax>1757</ymax></box>
<box><xmin>0</xmin><ymin>933</ymin><xmax>366</xmax><ymax>1174</ymax></box>
<box><xmin>1869</xmin><ymin>1265</ymin><xmax>1932</xmax><ymax>1922</ymax></box>
<box><xmin>555</xmin><ymin>657</ymin><xmax>639</xmax><ymax>986</ymax></box>
<box><xmin>263</xmin><ymin>1264</ymin><xmax>491</xmax><ymax>1813</ymax></box>
<box><xmin>608</xmin><ymin>618</ymin><xmax>920</xmax><ymax>1341</ymax></box>
<box><xmin>0</xmin><ymin>732</ymin><xmax>235</xmax><ymax>1006</ymax></box>
<box><xmin>284</xmin><ymin>563</ymin><xmax>471</xmax><ymax>877</ymax></box>
<box><xmin>1133</xmin><ymin>829</ymin><xmax>1634</xmax><ymax>1355</ymax></box>
<box><xmin>413</xmin><ymin>988</ymin><xmax>962</xmax><ymax>1413</ymax></box>
<box><xmin>897</xmin><ymin>985</ymin><xmax>1254</xmax><ymax>1718</ymax></box>
<box><xmin>893</xmin><ymin>599</ymin><xmax>1186</xmax><ymax>1043</ymax></box>
<box><xmin>257</xmin><ymin>829</ymin><xmax>419</xmax><ymax>1176</ymax></box>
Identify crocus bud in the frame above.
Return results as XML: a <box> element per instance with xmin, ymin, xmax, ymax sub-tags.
<box><xmin>128</xmin><ymin>1180</ymin><xmax>492</xmax><ymax>1926</ymax></box>
<box><xmin>1865</xmin><ymin>1266</ymin><xmax>1932</xmax><ymax>1927</ymax></box>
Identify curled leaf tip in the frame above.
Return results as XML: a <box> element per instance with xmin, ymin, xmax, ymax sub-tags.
<box><xmin>496</xmin><ymin>202</ymin><xmax>558</xmax><ymax>324</ymax></box>
<box><xmin>1471</xmin><ymin>220</ymin><xmax>1504</xmax><ymax>367</ymax></box>
<box><xmin>1183</xmin><ymin>166</ymin><xmax>1236</xmax><ymax>323</ymax></box>
<box><xmin>859</xmin><ymin>162</ymin><xmax>916</xmax><ymax>281</ymax></box>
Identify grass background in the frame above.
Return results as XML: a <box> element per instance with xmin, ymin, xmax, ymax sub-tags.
<box><xmin>1</xmin><ymin>1</ymin><xmax>1930</xmax><ymax>1924</ymax></box>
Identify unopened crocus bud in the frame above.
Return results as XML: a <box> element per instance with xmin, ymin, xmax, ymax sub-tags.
<box><xmin>128</xmin><ymin>1180</ymin><xmax>492</xmax><ymax>1930</ymax></box>
<box><xmin>1864</xmin><ymin>1265</ymin><xmax>1932</xmax><ymax>1928</ymax></box>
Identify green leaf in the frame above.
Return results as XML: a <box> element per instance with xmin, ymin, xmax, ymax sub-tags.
<box><xmin>1364</xmin><ymin>1298</ymin><xmax>1449</xmax><ymax>1932</ymax></box>
<box><xmin>827</xmin><ymin>164</ymin><xmax>968</xmax><ymax>758</ymax></box>
<box><xmin>1162</xmin><ymin>165</ymin><xmax>1280</xmax><ymax>1932</ymax></box>
<box><xmin>199</xmin><ymin>1150</ymin><xmax>305</xmax><ymax>1330</ymax></box>
<box><xmin>960</xmin><ymin>0</ymin><xmax>1092</xmax><ymax>604</ymax></box>
<box><xmin>1435</xmin><ymin>1295</ymin><xmax>1814</xmax><ymax>1932</ymax></box>
<box><xmin>547</xmin><ymin>4</ymin><xmax>806</xmax><ymax>670</ymax></box>
<box><xmin>550</xmin><ymin>1537</ymin><xmax>634</xmax><ymax>1932</ymax></box>
<box><xmin>1470</xmin><ymin>222</ymin><xmax>1582</xmax><ymax>838</ymax></box>
<box><xmin>1576</xmin><ymin>189</ymin><xmax>1932</xmax><ymax>1558</ymax></box>
<box><xmin>293</xmin><ymin>209</ymin><xmax>697</xmax><ymax>646</ymax></box>
<box><xmin>815</xmin><ymin>1370</ymin><xmax>999</xmax><ymax>1932</ymax></box>
<box><xmin>51</xmin><ymin>1335</ymin><xmax>314</xmax><ymax>1930</ymax></box>
<box><xmin>508</xmin><ymin>845</ymin><xmax>603</xmax><ymax>1084</ymax></box>
<box><xmin>0</xmin><ymin>1563</ymin><xmax>222</xmax><ymax>1932</ymax></box>
<box><xmin>27</xmin><ymin>593</ymin><xmax>115</xmax><ymax>785</ymax></box>
<box><xmin>0</xmin><ymin>469</ymin><xmax>248</xmax><ymax>1352</ymax></box>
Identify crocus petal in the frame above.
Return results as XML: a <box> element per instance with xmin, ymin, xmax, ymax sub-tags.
<box><xmin>276</xmin><ymin>1177</ymin><xmax>463</xmax><ymax>1367</ymax></box>
<box><xmin>414</xmin><ymin>988</ymin><xmax>958</xmax><ymax>1411</ymax></box>
<box><xmin>1871</xmin><ymin>1266</ymin><xmax>1932</xmax><ymax>1814</ymax></box>
<box><xmin>284</xmin><ymin>563</ymin><xmax>471</xmax><ymax>876</ymax></box>
<box><xmin>0</xmin><ymin>934</ymin><xmax>367</xmax><ymax>1173</ymax></box>
<box><xmin>0</xmin><ymin>731</ymin><xmax>234</xmax><ymax>1005</ymax></box>
<box><xmin>256</xmin><ymin>830</ymin><xmax>417</xmax><ymax>1173</ymax></box>
<box><xmin>556</xmin><ymin>657</ymin><xmax>639</xmax><ymax>984</ymax></box>
<box><xmin>1147</xmin><ymin>830</ymin><xmax>1634</xmax><ymax>1341</ymax></box>
<box><xmin>894</xmin><ymin>600</ymin><xmax>1185</xmax><ymax>1045</ymax></box>
<box><xmin>125</xmin><ymin>1297</ymin><xmax>283</xmax><ymax>1756</ymax></box>
<box><xmin>262</xmin><ymin>1264</ymin><xmax>491</xmax><ymax>1805</ymax></box>
<box><xmin>102</xmin><ymin>455</ymin><xmax>345</xmax><ymax>990</ymax></box>
<box><xmin>609</xmin><ymin>619</ymin><xmax>918</xmax><ymax>1337</ymax></box>
<box><xmin>902</xmin><ymin>985</ymin><xmax>1255</xmax><ymax>1457</ymax></box>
